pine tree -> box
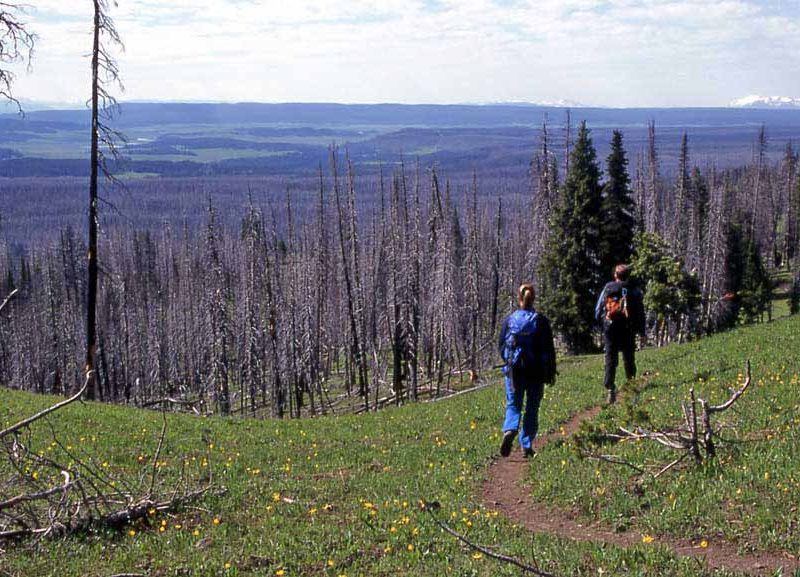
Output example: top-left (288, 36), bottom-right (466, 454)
top-left (790, 272), bottom-right (800, 315)
top-left (738, 236), bottom-right (772, 324)
top-left (722, 224), bottom-right (771, 326)
top-left (631, 232), bottom-right (700, 344)
top-left (539, 121), bottom-right (603, 353)
top-left (599, 130), bottom-right (635, 278)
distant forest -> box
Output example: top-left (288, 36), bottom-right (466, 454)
top-left (3, 102), bottom-right (800, 179)
top-left (0, 113), bottom-right (798, 418)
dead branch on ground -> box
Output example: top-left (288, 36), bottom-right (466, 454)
top-left (420, 500), bottom-right (560, 577)
top-left (582, 361), bottom-right (753, 477)
top-left (0, 374), bottom-right (220, 542)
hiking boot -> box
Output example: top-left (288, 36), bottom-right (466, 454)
top-left (523, 447), bottom-right (535, 459)
top-left (500, 430), bottom-right (517, 457)
top-left (607, 388), bottom-right (617, 405)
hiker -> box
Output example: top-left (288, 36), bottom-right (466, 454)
top-left (594, 264), bottom-right (646, 404)
top-left (497, 284), bottom-right (557, 458)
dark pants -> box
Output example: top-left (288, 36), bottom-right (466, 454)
top-left (603, 322), bottom-right (636, 391)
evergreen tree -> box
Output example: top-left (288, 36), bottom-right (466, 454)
top-left (599, 130), bottom-right (635, 277)
top-left (789, 150), bottom-right (800, 264)
top-left (738, 237), bottom-right (772, 323)
top-left (789, 272), bottom-right (800, 315)
top-left (538, 121), bottom-right (603, 353)
top-left (722, 224), bottom-right (772, 326)
top-left (630, 232), bottom-right (701, 343)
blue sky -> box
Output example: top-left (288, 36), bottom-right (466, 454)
top-left (8, 0), bottom-right (800, 107)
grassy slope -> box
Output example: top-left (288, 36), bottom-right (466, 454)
top-left (532, 314), bottom-right (800, 555)
top-left (3, 317), bottom-right (799, 576)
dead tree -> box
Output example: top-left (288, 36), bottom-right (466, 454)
top-left (387, 171), bottom-right (409, 403)
top-left (86, 0), bottom-right (124, 401)
top-left (780, 142), bottom-right (798, 266)
top-left (0, 2), bottom-right (36, 110)
top-left (632, 151), bottom-right (648, 232)
top-left (645, 120), bottom-right (660, 234)
top-left (562, 109), bottom-right (572, 178)
top-left (346, 159), bottom-right (370, 410)
top-left (203, 201), bottom-right (231, 415)
top-left (330, 149), bottom-right (369, 410)
top-left (1, 374), bottom-right (218, 542)
top-left (528, 118), bottom-right (557, 271)
top-left (671, 132), bottom-right (691, 256)
top-left (585, 362), bottom-right (754, 478)
top-left (464, 174), bottom-right (482, 379)
top-left (700, 172), bottom-right (731, 332)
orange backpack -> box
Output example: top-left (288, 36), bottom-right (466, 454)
top-left (605, 289), bottom-right (629, 322)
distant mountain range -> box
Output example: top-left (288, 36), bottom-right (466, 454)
top-left (730, 95), bottom-right (800, 109)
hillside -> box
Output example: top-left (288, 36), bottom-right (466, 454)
top-left (2, 315), bottom-right (799, 576)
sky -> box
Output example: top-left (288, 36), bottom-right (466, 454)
top-left (6, 0), bottom-right (800, 108)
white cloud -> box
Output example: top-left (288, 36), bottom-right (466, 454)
top-left (7, 0), bottom-right (800, 106)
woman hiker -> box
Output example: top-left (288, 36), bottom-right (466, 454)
top-left (497, 284), bottom-right (557, 458)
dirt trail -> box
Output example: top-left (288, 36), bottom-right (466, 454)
top-left (480, 405), bottom-right (800, 576)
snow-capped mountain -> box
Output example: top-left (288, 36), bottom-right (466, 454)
top-left (471, 98), bottom-right (588, 108)
top-left (730, 95), bottom-right (800, 109)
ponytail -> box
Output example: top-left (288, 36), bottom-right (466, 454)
top-left (518, 283), bottom-right (535, 310)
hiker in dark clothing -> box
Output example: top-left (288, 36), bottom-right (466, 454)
top-left (594, 264), bottom-right (646, 404)
top-left (497, 284), bottom-right (557, 458)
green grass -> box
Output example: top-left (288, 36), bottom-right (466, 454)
top-left (3, 122), bottom-right (383, 162)
top-left (532, 314), bottom-right (800, 554)
top-left (3, 317), bottom-right (799, 576)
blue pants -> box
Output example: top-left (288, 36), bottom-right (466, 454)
top-left (502, 375), bottom-right (545, 450)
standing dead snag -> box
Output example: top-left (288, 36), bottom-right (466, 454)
top-left (86, 0), bottom-right (124, 401)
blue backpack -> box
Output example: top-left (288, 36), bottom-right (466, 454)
top-left (503, 310), bottom-right (540, 378)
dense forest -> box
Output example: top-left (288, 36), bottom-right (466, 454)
top-left (1, 116), bottom-right (798, 418)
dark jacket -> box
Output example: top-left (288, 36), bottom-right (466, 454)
top-left (594, 281), bottom-right (646, 336)
top-left (498, 308), bottom-right (557, 384)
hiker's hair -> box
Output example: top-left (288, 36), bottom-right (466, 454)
top-left (518, 283), bottom-right (535, 309)
top-left (614, 264), bottom-right (631, 282)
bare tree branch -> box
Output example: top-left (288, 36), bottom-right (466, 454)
top-left (0, 373), bottom-right (89, 440)
top-left (421, 500), bottom-right (560, 577)
top-left (0, 2), bottom-right (36, 112)
top-left (707, 360), bottom-right (752, 413)
top-left (0, 288), bottom-right (17, 314)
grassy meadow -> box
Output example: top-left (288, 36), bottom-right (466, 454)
top-left (2, 315), bottom-right (800, 576)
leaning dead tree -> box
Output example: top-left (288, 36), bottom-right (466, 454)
top-left (0, 2), bottom-right (36, 110)
top-left (0, 373), bottom-right (218, 542)
top-left (584, 361), bottom-right (753, 478)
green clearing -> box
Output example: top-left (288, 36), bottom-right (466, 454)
top-left (3, 123), bottom-right (384, 163)
top-left (2, 315), bottom-right (799, 576)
